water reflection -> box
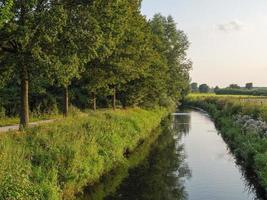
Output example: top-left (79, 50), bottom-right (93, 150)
top-left (173, 111), bottom-right (191, 136)
top-left (81, 117), bottom-right (191, 200)
top-left (105, 117), bottom-right (191, 200)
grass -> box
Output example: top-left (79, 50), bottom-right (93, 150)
top-left (79, 117), bottom-right (168, 200)
top-left (0, 107), bottom-right (169, 200)
top-left (185, 94), bottom-right (267, 192)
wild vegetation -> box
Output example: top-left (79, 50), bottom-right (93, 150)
top-left (185, 94), bottom-right (267, 193)
top-left (0, 0), bottom-right (191, 128)
top-left (79, 116), bottom-right (173, 200)
top-left (0, 108), bottom-right (170, 199)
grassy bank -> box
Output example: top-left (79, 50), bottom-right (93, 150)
top-left (79, 117), bottom-right (171, 200)
top-left (185, 94), bottom-right (267, 193)
top-left (0, 107), bottom-right (169, 200)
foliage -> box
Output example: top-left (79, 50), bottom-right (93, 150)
top-left (0, 1), bottom-right (191, 122)
top-left (0, 107), bottom-right (169, 199)
top-left (199, 84), bottom-right (210, 93)
top-left (229, 84), bottom-right (241, 89)
top-left (245, 82), bottom-right (253, 89)
top-left (215, 88), bottom-right (267, 96)
top-left (185, 94), bottom-right (267, 192)
top-left (190, 82), bottom-right (198, 92)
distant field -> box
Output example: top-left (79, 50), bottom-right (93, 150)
top-left (215, 88), bottom-right (267, 96)
top-left (188, 93), bottom-right (267, 107)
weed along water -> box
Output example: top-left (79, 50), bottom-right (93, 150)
top-left (81, 110), bottom-right (262, 200)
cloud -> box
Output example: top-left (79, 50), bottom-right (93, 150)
top-left (217, 20), bottom-right (244, 32)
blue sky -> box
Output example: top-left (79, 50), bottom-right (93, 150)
top-left (141, 0), bottom-right (267, 87)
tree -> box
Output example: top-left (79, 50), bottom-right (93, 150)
top-left (148, 14), bottom-right (191, 103)
top-left (190, 82), bottom-right (198, 93)
top-left (245, 82), bottom-right (253, 90)
top-left (214, 86), bottom-right (220, 93)
top-left (199, 84), bottom-right (210, 93)
top-left (48, 1), bottom-right (102, 117)
top-left (0, 1), bottom-right (66, 127)
top-left (80, 0), bottom-right (155, 110)
top-left (106, 1), bottom-right (157, 109)
top-left (229, 84), bottom-right (240, 89)
top-left (0, 1), bottom-right (192, 121)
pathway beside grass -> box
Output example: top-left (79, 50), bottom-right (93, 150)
top-left (0, 119), bottom-right (55, 133)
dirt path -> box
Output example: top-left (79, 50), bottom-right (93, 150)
top-left (0, 119), bottom-right (55, 133)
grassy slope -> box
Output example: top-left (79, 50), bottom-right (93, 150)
top-left (0, 107), bottom-right (169, 200)
top-left (185, 94), bottom-right (267, 192)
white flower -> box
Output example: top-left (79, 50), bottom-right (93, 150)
top-left (234, 114), bottom-right (267, 137)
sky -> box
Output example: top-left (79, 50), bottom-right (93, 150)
top-left (141, 0), bottom-right (267, 87)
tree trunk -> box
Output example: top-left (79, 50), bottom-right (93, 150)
top-left (63, 86), bottom-right (69, 117)
top-left (20, 70), bottom-right (29, 129)
top-left (93, 92), bottom-right (96, 111)
top-left (112, 87), bottom-right (116, 110)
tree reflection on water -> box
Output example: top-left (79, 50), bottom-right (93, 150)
top-left (104, 115), bottom-right (192, 200)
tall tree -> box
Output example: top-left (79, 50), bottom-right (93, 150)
top-left (80, 0), bottom-right (133, 110)
top-left (49, 1), bottom-right (101, 117)
top-left (104, 0), bottom-right (156, 109)
top-left (0, 1), bottom-right (66, 127)
top-left (149, 14), bottom-right (191, 104)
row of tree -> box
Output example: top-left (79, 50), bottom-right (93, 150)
top-left (191, 82), bottom-right (254, 93)
top-left (0, 0), bottom-right (191, 128)
top-left (190, 83), bottom-right (210, 93)
top-left (228, 83), bottom-right (253, 89)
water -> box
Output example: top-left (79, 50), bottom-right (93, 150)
top-left (82, 110), bottom-right (262, 200)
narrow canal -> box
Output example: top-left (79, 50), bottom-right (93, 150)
top-left (82, 110), bottom-right (262, 200)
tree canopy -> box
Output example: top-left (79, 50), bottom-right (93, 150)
top-left (0, 0), bottom-right (192, 127)
top-left (199, 84), bottom-right (210, 93)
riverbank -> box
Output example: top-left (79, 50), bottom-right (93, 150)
top-left (185, 94), bottom-right (267, 196)
top-left (80, 116), bottom-right (170, 200)
top-left (0, 107), bottom-right (169, 200)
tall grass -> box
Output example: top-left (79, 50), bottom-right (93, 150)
top-left (0, 108), bottom-right (168, 199)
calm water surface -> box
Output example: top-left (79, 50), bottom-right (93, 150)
top-left (83, 110), bottom-right (262, 200)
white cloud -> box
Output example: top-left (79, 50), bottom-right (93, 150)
top-left (217, 20), bottom-right (244, 32)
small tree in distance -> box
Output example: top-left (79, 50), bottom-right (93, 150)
top-left (229, 84), bottom-right (241, 89)
top-left (245, 83), bottom-right (253, 90)
top-left (214, 86), bottom-right (220, 93)
top-left (190, 82), bottom-right (198, 93)
top-left (199, 84), bottom-right (210, 93)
